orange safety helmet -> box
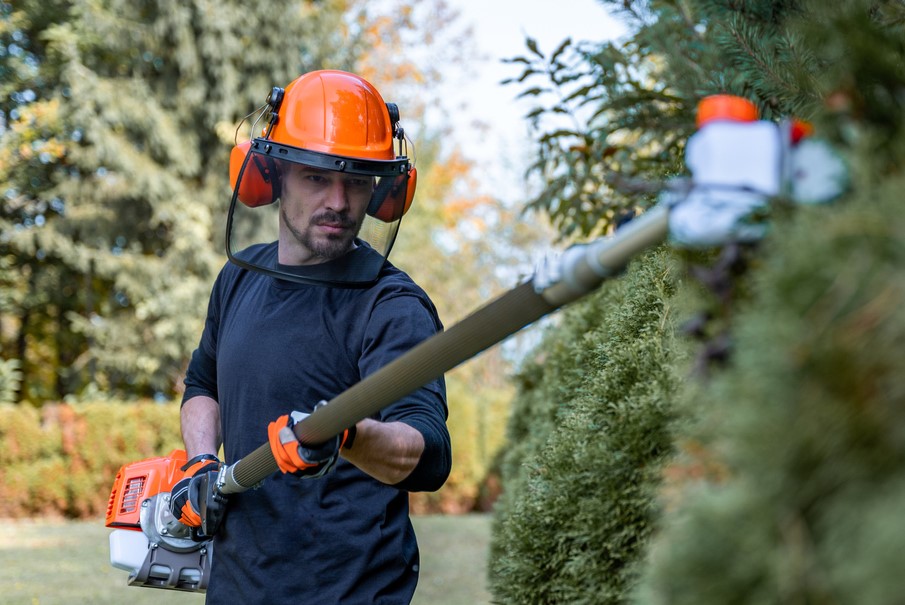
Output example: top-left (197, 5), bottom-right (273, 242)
top-left (229, 70), bottom-right (416, 219)
top-left (226, 70), bottom-right (417, 286)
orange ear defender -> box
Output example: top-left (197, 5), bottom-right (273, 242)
top-left (367, 100), bottom-right (417, 222)
top-left (229, 141), bottom-right (282, 207)
top-left (368, 166), bottom-right (417, 222)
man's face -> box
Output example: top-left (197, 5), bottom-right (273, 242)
top-left (278, 164), bottom-right (373, 265)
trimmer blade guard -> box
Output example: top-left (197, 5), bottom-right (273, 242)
top-left (109, 528), bottom-right (212, 592)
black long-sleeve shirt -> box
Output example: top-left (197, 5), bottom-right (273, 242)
top-left (183, 242), bottom-right (451, 604)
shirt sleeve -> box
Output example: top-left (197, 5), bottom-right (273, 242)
top-left (182, 269), bottom-right (224, 405)
top-left (359, 290), bottom-right (451, 493)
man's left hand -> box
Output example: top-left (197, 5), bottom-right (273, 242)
top-left (267, 410), bottom-right (350, 478)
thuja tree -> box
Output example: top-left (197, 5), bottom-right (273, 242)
top-left (491, 0), bottom-right (905, 602)
top-left (489, 248), bottom-right (684, 604)
top-left (0, 0), bottom-right (334, 400)
top-left (635, 2), bottom-right (905, 603)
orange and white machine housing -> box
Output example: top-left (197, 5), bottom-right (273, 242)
top-left (106, 449), bottom-right (212, 592)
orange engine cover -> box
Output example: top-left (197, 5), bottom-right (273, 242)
top-left (105, 449), bottom-right (187, 530)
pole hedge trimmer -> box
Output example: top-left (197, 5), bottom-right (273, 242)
top-left (104, 95), bottom-right (847, 592)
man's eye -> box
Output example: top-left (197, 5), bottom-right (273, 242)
top-left (347, 178), bottom-right (372, 188)
top-left (306, 174), bottom-right (327, 183)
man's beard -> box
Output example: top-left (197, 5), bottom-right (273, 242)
top-left (281, 205), bottom-right (362, 262)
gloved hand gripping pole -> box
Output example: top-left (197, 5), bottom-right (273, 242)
top-left (217, 203), bottom-right (671, 495)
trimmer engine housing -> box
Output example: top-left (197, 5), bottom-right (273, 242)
top-left (106, 449), bottom-right (212, 592)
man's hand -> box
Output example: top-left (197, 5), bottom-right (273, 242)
top-left (267, 409), bottom-right (351, 478)
top-left (169, 453), bottom-right (222, 528)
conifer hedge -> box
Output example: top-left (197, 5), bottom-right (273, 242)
top-left (635, 152), bottom-right (905, 605)
top-left (490, 0), bottom-right (905, 602)
top-left (490, 249), bottom-right (685, 603)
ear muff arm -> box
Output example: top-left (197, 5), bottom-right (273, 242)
top-left (252, 154), bottom-right (281, 193)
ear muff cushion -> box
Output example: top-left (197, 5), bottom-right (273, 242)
top-left (229, 141), bottom-right (280, 207)
top-left (368, 167), bottom-right (417, 222)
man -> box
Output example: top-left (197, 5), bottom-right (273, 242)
top-left (174, 70), bottom-right (451, 604)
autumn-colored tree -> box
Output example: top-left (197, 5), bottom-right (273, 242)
top-left (347, 0), bottom-right (551, 509)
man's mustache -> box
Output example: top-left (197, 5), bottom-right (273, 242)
top-left (312, 210), bottom-right (357, 228)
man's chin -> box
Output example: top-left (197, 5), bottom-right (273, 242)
top-left (310, 234), bottom-right (355, 261)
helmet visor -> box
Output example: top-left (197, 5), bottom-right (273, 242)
top-left (226, 141), bottom-right (411, 286)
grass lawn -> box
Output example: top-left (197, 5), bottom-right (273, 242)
top-left (0, 514), bottom-right (493, 604)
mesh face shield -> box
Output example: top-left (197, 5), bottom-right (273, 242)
top-left (226, 139), bottom-right (413, 286)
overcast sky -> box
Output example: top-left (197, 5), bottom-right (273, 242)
top-left (440, 0), bottom-right (626, 201)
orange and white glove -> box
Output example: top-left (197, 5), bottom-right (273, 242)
top-left (169, 453), bottom-right (222, 527)
top-left (267, 409), bottom-right (352, 479)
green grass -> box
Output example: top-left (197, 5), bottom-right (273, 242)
top-left (0, 514), bottom-right (492, 604)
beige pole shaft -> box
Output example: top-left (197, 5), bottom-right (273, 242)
top-left (219, 205), bottom-right (670, 494)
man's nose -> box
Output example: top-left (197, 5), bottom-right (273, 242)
top-left (324, 180), bottom-right (350, 211)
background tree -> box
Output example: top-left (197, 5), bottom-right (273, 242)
top-left (490, 0), bottom-right (905, 602)
top-left (1, 0), bottom-right (350, 400)
top-left (348, 0), bottom-right (551, 509)
top-left (0, 0), bottom-right (515, 400)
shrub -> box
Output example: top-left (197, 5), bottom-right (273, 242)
top-left (0, 396), bottom-right (501, 518)
top-left (634, 171), bottom-right (905, 604)
top-left (0, 401), bottom-right (183, 518)
top-left (490, 248), bottom-right (685, 603)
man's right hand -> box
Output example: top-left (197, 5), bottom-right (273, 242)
top-left (169, 453), bottom-right (222, 528)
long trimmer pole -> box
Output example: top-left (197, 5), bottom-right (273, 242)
top-left (218, 204), bottom-right (670, 494)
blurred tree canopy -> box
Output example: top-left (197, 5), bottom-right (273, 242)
top-left (503, 0), bottom-right (834, 239)
top-left (1, 0), bottom-right (345, 400)
top-left (0, 0), bottom-right (520, 409)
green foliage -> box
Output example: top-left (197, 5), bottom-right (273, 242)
top-left (0, 400), bottom-right (183, 517)
top-left (490, 249), bottom-right (684, 604)
top-left (631, 2), bottom-right (905, 602)
top-left (0, 357), bottom-right (22, 405)
top-left (494, 0), bottom-right (905, 603)
top-left (505, 33), bottom-right (688, 238)
top-left (636, 171), bottom-right (905, 605)
top-left (0, 0), bottom-right (360, 400)
top-left (505, 0), bottom-right (830, 238)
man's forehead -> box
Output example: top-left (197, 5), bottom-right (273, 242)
top-left (288, 164), bottom-right (332, 175)
top-left (287, 164), bottom-right (374, 179)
